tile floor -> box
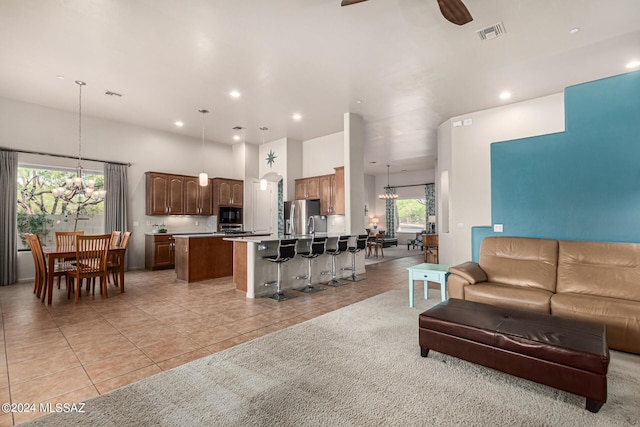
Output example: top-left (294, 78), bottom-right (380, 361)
top-left (0, 253), bottom-right (424, 425)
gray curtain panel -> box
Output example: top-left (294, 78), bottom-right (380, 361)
top-left (425, 183), bottom-right (436, 232)
top-left (104, 163), bottom-right (129, 267)
top-left (0, 150), bottom-right (18, 285)
top-left (385, 187), bottom-right (396, 238)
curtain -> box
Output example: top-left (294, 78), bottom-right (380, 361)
top-left (0, 150), bottom-right (18, 285)
top-left (385, 187), bottom-right (397, 238)
top-left (104, 163), bottom-right (129, 267)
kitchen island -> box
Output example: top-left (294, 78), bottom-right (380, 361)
top-left (224, 234), bottom-right (365, 298)
top-left (174, 232), bottom-right (268, 283)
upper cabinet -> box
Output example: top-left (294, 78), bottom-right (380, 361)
top-left (318, 167), bottom-right (345, 215)
top-left (146, 172), bottom-right (212, 216)
top-left (294, 176), bottom-right (320, 200)
top-left (146, 172), bottom-right (185, 215)
top-left (184, 177), bottom-right (213, 216)
top-left (213, 178), bottom-right (243, 211)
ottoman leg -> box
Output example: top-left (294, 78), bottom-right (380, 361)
top-left (420, 347), bottom-right (430, 357)
top-left (586, 398), bottom-right (604, 413)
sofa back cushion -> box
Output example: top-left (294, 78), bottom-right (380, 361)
top-left (479, 236), bottom-right (558, 292)
top-left (557, 240), bottom-right (640, 301)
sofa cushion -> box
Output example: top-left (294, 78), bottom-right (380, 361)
top-left (551, 292), bottom-right (640, 354)
top-left (479, 237), bottom-right (558, 292)
top-left (464, 282), bottom-right (553, 314)
top-left (557, 240), bottom-right (640, 302)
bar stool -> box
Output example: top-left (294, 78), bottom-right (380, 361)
top-left (342, 234), bottom-right (368, 282)
top-left (322, 235), bottom-right (350, 287)
top-left (296, 236), bottom-right (328, 293)
top-left (263, 239), bottom-right (298, 301)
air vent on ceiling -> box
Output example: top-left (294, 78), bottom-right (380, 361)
top-left (476, 22), bottom-right (505, 41)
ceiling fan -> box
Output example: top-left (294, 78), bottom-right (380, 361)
top-left (341, 0), bottom-right (473, 26)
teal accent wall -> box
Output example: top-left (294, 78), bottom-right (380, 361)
top-left (472, 71), bottom-right (640, 258)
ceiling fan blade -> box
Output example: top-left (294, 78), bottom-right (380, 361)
top-left (341, 0), bottom-right (368, 6)
top-left (437, 0), bottom-right (473, 25)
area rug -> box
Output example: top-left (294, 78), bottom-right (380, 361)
top-left (22, 290), bottom-right (640, 426)
top-left (364, 246), bottom-right (422, 266)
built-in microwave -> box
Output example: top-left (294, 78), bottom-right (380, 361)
top-left (219, 207), bottom-right (242, 224)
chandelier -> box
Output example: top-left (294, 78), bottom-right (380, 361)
top-left (378, 164), bottom-right (398, 199)
top-left (52, 80), bottom-right (106, 201)
top-left (198, 109), bottom-right (209, 186)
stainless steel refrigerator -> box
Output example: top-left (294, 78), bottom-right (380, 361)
top-left (284, 200), bottom-right (326, 235)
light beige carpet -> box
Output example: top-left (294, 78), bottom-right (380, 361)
top-left (21, 290), bottom-right (640, 426)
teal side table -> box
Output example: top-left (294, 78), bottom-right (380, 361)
top-left (406, 263), bottom-right (450, 307)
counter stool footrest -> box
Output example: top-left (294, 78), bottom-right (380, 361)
top-left (269, 292), bottom-right (296, 302)
top-left (298, 285), bottom-right (325, 293)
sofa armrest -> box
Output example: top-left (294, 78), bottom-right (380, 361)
top-left (449, 261), bottom-right (487, 285)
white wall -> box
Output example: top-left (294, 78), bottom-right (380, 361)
top-left (302, 131), bottom-right (344, 177)
top-left (1, 97), bottom-right (239, 273)
top-left (437, 93), bottom-right (566, 265)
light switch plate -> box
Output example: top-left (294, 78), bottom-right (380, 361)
top-left (494, 224), bottom-right (503, 232)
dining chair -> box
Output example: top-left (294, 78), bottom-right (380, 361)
top-left (26, 233), bottom-right (71, 302)
top-left (367, 233), bottom-right (384, 258)
top-left (67, 234), bottom-right (111, 303)
top-left (107, 231), bottom-right (131, 288)
top-left (54, 231), bottom-right (84, 289)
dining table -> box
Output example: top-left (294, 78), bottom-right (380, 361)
top-left (43, 246), bottom-right (126, 305)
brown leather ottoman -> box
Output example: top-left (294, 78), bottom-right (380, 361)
top-left (419, 299), bottom-right (610, 412)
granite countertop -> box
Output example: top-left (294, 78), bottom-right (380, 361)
top-left (144, 231), bottom-right (216, 236)
top-left (223, 233), bottom-right (355, 243)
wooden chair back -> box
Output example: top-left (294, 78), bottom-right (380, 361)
top-left (119, 231), bottom-right (132, 249)
top-left (70, 234), bottom-right (110, 303)
top-left (26, 233), bottom-right (48, 298)
top-left (55, 231), bottom-right (84, 251)
top-left (109, 231), bottom-right (122, 247)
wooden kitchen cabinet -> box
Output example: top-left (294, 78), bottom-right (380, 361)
top-left (184, 177), bottom-right (212, 215)
top-left (145, 234), bottom-right (176, 270)
top-left (295, 176), bottom-right (320, 200)
top-left (319, 167), bottom-right (345, 215)
top-left (145, 172), bottom-right (185, 215)
top-left (213, 178), bottom-right (243, 209)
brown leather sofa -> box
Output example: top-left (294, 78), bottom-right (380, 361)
top-left (448, 236), bottom-right (640, 354)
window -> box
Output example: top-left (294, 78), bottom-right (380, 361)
top-left (396, 199), bottom-right (426, 233)
top-left (17, 165), bottom-right (105, 250)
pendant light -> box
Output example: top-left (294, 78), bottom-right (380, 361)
top-left (259, 126), bottom-right (269, 190)
top-left (198, 109), bottom-right (209, 186)
top-left (378, 164), bottom-right (398, 199)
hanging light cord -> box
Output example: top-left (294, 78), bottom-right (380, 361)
top-left (199, 109), bottom-right (209, 170)
top-left (76, 80), bottom-right (85, 166)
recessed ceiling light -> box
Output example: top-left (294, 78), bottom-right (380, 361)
top-left (356, 100), bottom-right (363, 104)
top-left (292, 113), bottom-right (302, 121)
top-left (233, 135), bottom-right (240, 141)
top-left (56, 75), bottom-right (64, 80)
top-left (626, 60), bottom-right (640, 69)
top-left (499, 91), bottom-right (512, 100)
top-left (569, 27), bottom-right (580, 34)
top-left (230, 90), bottom-right (241, 98)
top-left (175, 121), bottom-right (184, 127)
